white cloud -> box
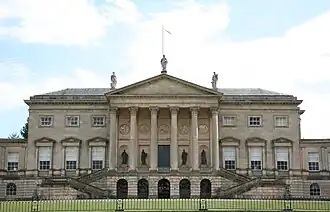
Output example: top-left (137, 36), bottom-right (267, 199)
top-left (0, 0), bottom-right (140, 46)
top-left (120, 1), bottom-right (330, 138)
top-left (0, 63), bottom-right (109, 112)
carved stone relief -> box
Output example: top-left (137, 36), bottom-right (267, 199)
top-left (179, 124), bottom-right (189, 135)
top-left (159, 124), bottom-right (169, 134)
top-left (139, 124), bottom-right (149, 135)
top-left (119, 124), bottom-right (130, 135)
top-left (198, 124), bottom-right (209, 135)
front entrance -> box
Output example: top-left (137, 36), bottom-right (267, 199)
top-left (158, 179), bottom-right (170, 199)
top-left (158, 145), bottom-right (170, 168)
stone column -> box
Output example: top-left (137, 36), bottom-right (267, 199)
top-left (190, 107), bottom-right (199, 171)
top-left (108, 107), bottom-right (117, 170)
top-left (170, 107), bottom-right (179, 171)
top-left (211, 108), bottom-right (219, 170)
top-left (129, 107), bottom-right (138, 171)
top-left (149, 107), bottom-right (159, 171)
top-left (321, 147), bottom-right (326, 170)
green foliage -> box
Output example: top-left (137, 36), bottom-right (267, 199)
top-left (20, 118), bottom-right (29, 139)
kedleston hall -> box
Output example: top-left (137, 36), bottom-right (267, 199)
top-left (0, 57), bottom-right (330, 199)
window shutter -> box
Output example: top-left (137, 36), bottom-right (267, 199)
top-left (250, 147), bottom-right (262, 161)
top-left (39, 147), bottom-right (51, 161)
top-left (276, 148), bottom-right (289, 161)
top-left (7, 153), bottom-right (19, 162)
top-left (308, 153), bottom-right (319, 162)
top-left (223, 147), bottom-right (235, 161)
top-left (65, 147), bottom-right (78, 161)
top-left (92, 147), bottom-right (105, 160)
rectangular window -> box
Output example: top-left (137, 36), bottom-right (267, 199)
top-left (248, 116), bottom-right (262, 127)
top-left (91, 147), bottom-right (105, 170)
top-left (222, 116), bottom-right (236, 126)
top-left (92, 116), bottom-right (106, 127)
top-left (65, 147), bottom-right (78, 170)
top-left (276, 148), bottom-right (289, 171)
top-left (275, 116), bottom-right (289, 127)
top-left (223, 147), bottom-right (236, 170)
top-left (66, 116), bottom-right (79, 127)
top-left (39, 116), bottom-right (53, 127)
top-left (7, 153), bottom-right (19, 171)
top-left (38, 147), bottom-right (51, 170)
top-left (308, 152), bottom-right (320, 171)
top-left (250, 147), bottom-right (262, 170)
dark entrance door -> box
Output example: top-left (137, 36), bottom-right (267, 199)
top-left (158, 179), bottom-right (170, 199)
top-left (158, 145), bottom-right (170, 168)
top-left (116, 179), bottom-right (128, 199)
top-left (179, 179), bottom-right (191, 199)
top-left (137, 179), bottom-right (149, 199)
top-left (200, 179), bottom-right (211, 199)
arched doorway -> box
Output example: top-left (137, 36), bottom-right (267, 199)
top-left (116, 179), bottom-right (128, 199)
top-left (138, 179), bottom-right (149, 199)
top-left (179, 179), bottom-right (191, 199)
top-left (158, 179), bottom-right (170, 199)
top-left (200, 179), bottom-right (211, 198)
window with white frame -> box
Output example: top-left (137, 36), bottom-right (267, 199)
top-left (222, 116), bottom-right (236, 126)
top-left (65, 147), bottom-right (78, 170)
top-left (248, 116), bottom-right (262, 127)
top-left (276, 148), bottom-right (289, 171)
top-left (275, 116), bottom-right (288, 127)
top-left (38, 147), bottom-right (51, 170)
top-left (250, 147), bottom-right (262, 170)
top-left (66, 116), bottom-right (79, 127)
top-left (7, 152), bottom-right (19, 171)
top-left (91, 147), bottom-right (105, 170)
top-left (39, 116), bottom-right (53, 127)
top-left (310, 183), bottom-right (321, 196)
top-left (223, 147), bottom-right (236, 170)
top-left (92, 116), bottom-right (106, 127)
top-left (308, 152), bottom-right (320, 172)
top-left (6, 183), bottom-right (16, 196)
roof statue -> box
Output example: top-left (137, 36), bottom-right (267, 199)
top-left (211, 72), bottom-right (218, 90)
top-left (161, 54), bottom-right (168, 74)
top-left (111, 72), bottom-right (117, 89)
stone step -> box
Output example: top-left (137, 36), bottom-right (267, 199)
top-left (67, 178), bottom-right (111, 198)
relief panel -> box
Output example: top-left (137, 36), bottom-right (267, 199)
top-left (198, 119), bottom-right (210, 140)
top-left (118, 119), bottom-right (130, 140)
top-left (178, 119), bottom-right (190, 141)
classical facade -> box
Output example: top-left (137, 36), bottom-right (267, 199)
top-left (0, 69), bottom-right (330, 199)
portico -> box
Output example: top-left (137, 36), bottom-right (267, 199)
top-left (105, 74), bottom-right (222, 172)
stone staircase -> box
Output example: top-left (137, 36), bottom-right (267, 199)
top-left (67, 178), bottom-right (112, 198)
top-left (218, 177), bottom-right (286, 198)
top-left (216, 168), bottom-right (253, 183)
top-left (77, 168), bottom-right (109, 184)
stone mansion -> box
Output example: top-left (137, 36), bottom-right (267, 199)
top-left (0, 64), bottom-right (330, 199)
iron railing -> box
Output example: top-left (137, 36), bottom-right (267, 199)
top-left (1, 196), bottom-right (330, 212)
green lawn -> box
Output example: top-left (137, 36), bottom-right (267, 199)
top-left (1, 199), bottom-right (329, 212)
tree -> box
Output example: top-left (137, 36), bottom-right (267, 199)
top-left (8, 132), bottom-right (20, 139)
top-left (20, 118), bottom-right (29, 139)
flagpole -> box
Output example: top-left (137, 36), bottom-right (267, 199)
top-left (161, 25), bottom-right (164, 55)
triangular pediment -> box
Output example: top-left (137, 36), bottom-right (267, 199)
top-left (106, 74), bottom-right (222, 96)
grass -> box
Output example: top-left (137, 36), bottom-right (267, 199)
top-left (1, 198), bottom-right (329, 212)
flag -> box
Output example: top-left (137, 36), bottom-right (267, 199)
top-left (164, 29), bottom-right (171, 34)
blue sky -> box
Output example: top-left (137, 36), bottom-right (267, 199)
top-left (1, 0), bottom-right (330, 138)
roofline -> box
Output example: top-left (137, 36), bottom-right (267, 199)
top-left (105, 73), bottom-right (223, 96)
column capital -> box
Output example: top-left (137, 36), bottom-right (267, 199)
top-left (129, 106), bottom-right (138, 116)
top-left (149, 106), bottom-right (159, 113)
top-left (210, 107), bottom-right (219, 115)
top-left (169, 106), bottom-right (179, 114)
top-left (190, 107), bottom-right (199, 116)
top-left (109, 107), bottom-right (118, 114)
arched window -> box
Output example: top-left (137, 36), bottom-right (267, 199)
top-left (6, 183), bottom-right (17, 196)
top-left (310, 183), bottom-right (320, 196)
